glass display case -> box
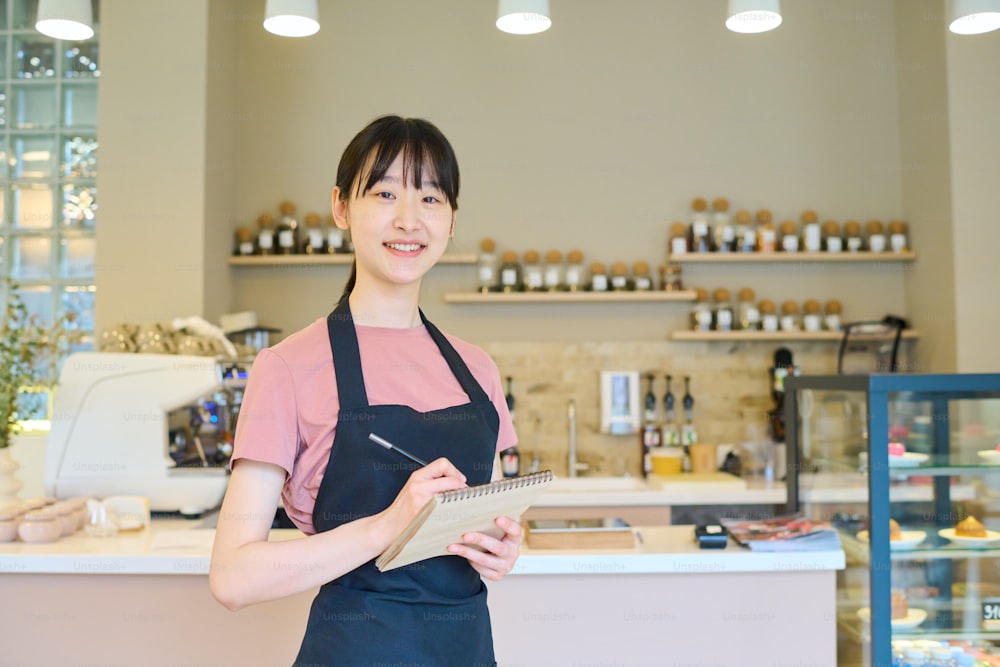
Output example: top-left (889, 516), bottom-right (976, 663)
top-left (785, 374), bottom-right (1000, 667)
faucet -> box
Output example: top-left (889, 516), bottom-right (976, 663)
top-left (567, 399), bottom-right (590, 477)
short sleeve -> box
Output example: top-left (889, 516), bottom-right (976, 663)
top-left (230, 348), bottom-right (300, 476)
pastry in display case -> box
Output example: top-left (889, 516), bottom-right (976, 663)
top-left (784, 374), bottom-right (1000, 667)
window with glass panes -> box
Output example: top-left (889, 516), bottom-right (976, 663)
top-left (1, 0), bottom-right (98, 366)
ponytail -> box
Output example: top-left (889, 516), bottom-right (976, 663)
top-left (340, 261), bottom-right (357, 302)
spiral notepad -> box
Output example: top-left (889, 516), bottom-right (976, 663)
top-left (376, 470), bottom-right (555, 572)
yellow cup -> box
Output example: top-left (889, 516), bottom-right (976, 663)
top-left (689, 443), bottom-right (718, 474)
top-left (651, 448), bottom-right (684, 475)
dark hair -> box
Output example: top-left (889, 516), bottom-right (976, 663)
top-left (336, 115), bottom-right (460, 298)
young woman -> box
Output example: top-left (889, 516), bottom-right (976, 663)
top-left (209, 115), bottom-right (521, 666)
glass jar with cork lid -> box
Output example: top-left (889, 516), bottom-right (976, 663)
top-left (689, 198), bottom-right (713, 253)
top-left (256, 213), bottom-right (276, 255)
top-left (823, 220), bottom-right (842, 253)
top-left (234, 226), bottom-right (255, 256)
top-left (802, 299), bottom-right (823, 332)
top-left (477, 238), bottom-right (498, 293)
top-left (632, 261), bottom-right (653, 291)
top-left (757, 209), bottom-right (776, 252)
top-left (844, 220), bottom-right (863, 252)
top-left (522, 250), bottom-right (544, 291)
top-left (866, 220), bottom-right (886, 253)
top-left (302, 212), bottom-right (325, 254)
top-left (759, 299), bottom-right (779, 332)
top-left (669, 222), bottom-right (688, 256)
top-left (325, 213), bottom-right (345, 253)
top-left (712, 197), bottom-right (734, 252)
top-left (276, 201), bottom-right (300, 255)
top-left (690, 288), bottom-right (712, 331)
top-left (498, 250), bottom-right (522, 292)
top-left (780, 301), bottom-right (801, 331)
top-left (889, 220), bottom-right (909, 253)
top-left (712, 288), bottom-right (734, 331)
top-left (610, 261), bottom-right (631, 291)
top-left (801, 210), bottom-right (821, 252)
top-left (735, 209), bottom-right (756, 253)
top-left (737, 288), bottom-right (761, 330)
top-left (659, 263), bottom-right (683, 292)
top-left (565, 250), bottom-right (586, 291)
top-left (589, 262), bottom-right (609, 291)
top-left (780, 220), bottom-right (799, 252)
top-left (544, 250), bottom-right (564, 291)
top-left (824, 299), bottom-right (843, 331)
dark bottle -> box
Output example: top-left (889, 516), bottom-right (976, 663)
top-left (681, 376), bottom-right (697, 446)
top-left (640, 373), bottom-right (660, 477)
top-left (500, 376), bottom-right (520, 477)
top-left (661, 374), bottom-right (679, 446)
top-left (767, 347), bottom-right (796, 444)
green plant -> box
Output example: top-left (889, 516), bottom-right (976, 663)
top-left (0, 279), bottom-right (78, 449)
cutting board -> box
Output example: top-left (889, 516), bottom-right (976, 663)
top-left (647, 472), bottom-right (748, 491)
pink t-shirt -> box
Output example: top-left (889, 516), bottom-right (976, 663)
top-left (230, 317), bottom-right (516, 534)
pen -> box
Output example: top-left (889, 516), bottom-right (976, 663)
top-left (368, 433), bottom-right (429, 467)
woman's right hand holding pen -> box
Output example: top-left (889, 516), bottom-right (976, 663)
top-left (372, 457), bottom-right (467, 550)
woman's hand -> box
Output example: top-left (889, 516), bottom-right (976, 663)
top-left (448, 516), bottom-right (523, 582)
top-left (374, 457), bottom-right (467, 550)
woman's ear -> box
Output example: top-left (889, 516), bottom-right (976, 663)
top-left (331, 186), bottom-right (349, 230)
top-left (449, 211), bottom-right (456, 238)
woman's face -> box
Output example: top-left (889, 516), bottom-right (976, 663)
top-left (332, 152), bottom-right (455, 290)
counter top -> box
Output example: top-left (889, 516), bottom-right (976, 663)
top-left (0, 519), bottom-right (844, 576)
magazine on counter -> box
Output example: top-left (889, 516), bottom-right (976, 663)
top-left (719, 514), bottom-right (842, 552)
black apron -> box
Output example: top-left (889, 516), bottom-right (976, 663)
top-left (293, 298), bottom-right (500, 667)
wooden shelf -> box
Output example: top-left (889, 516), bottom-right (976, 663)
top-left (670, 330), bottom-right (920, 342)
top-left (444, 290), bottom-right (698, 304)
top-left (229, 253), bottom-right (477, 267)
top-left (667, 251), bottom-right (916, 264)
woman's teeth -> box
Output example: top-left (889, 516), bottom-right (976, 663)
top-left (385, 243), bottom-right (422, 252)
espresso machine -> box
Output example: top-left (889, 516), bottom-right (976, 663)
top-left (44, 352), bottom-right (250, 515)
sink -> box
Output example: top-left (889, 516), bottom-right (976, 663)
top-left (547, 476), bottom-right (649, 493)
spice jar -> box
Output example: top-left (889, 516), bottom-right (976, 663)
top-left (589, 262), bottom-right (609, 291)
top-left (689, 198), bottom-right (713, 253)
top-left (632, 261), bottom-right (653, 291)
top-left (712, 288), bottom-right (734, 331)
top-left (565, 250), bottom-right (586, 291)
top-left (610, 261), bottom-right (631, 291)
top-left (256, 213), bottom-right (276, 255)
top-left (498, 250), bottom-right (522, 293)
top-left (757, 210), bottom-right (776, 252)
top-left (757, 299), bottom-right (780, 331)
top-left (735, 210), bottom-right (756, 253)
top-left (823, 220), bottom-right (842, 253)
top-left (302, 213), bottom-right (325, 254)
top-left (844, 220), bottom-right (863, 252)
top-left (759, 299), bottom-right (779, 332)
top-left (544, 250), bottom-right (564, 291)
top-left (824, 299), bottom-right (843, 331)
top-left (867, 220), bottom-right (886, 253)
top-left (780, 301), bottom-right (801, 332)
top-left (801, 210), bottom-right (821, 252)
top-left (737, 288), bottom-right (761, 330)
top-left (233, 226), bottom-right (254, 256)
top-left (477, 238), bottom-right (498, 293)
top-left (669, 222), bottom-right (688, 256)
top-left (712, 197), bottom-right (734, 252)
top-left (780, 220), bottom-right (799, 252)
top-left (276, 201), bottom-right (300, 255)
top-left (659, 263), bottom-right (683, 292)
top-left (18, 509), bottom-right (62, 543)
top-left (690, 288), bottom-right (713, 331)
top-left (803, 299), bottom-right (823, 332)
top-left (522, 250), bottom-right (543, 291)
top-left (325, 214), bottom-right (345, 254)
top-left (889, 220), bottom-right (909, 253)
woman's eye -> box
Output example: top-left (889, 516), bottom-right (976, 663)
top-left (375, 191), bottom-right (394, 199)
top-left (423, 195), bottom-right (441, 204)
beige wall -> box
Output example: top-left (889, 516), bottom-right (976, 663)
top-left (93, 1), bottom-right (998, 462)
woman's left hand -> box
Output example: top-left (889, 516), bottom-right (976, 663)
top-left (448, 516), bottom-right (523, 581)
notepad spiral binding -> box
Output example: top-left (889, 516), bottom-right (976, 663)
top-left (438, 470), bottom-right (554, 503)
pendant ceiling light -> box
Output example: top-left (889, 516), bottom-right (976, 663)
top-left (35, 0), bottom-right (94, 41)
top-left (948, 0), bottom-right (1000, 34)
top-left (263, 0), bottom-right (320, 38)
top-left (496, 0), bottom-right (552, 35)
top-left (725, 0), bottom-right (782, 34)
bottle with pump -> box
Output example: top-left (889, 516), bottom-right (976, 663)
top-left (640, 373), bottom-right (661, 477)
top-left (500, 376), bottom-right (520, 477)
top-left (661, 374), bottom-right (680, 447)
